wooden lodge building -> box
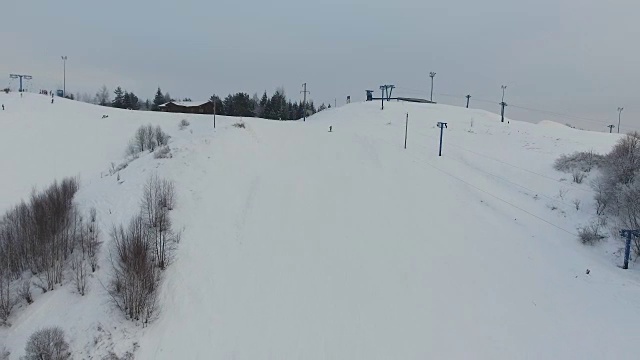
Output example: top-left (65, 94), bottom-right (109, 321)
top-left (159, 100), bottom-right (215, 114)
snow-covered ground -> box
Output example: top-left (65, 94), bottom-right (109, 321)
top-left (1, 92), bottom-right (639, 359)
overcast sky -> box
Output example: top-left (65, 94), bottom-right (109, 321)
top-left (2, 0), bottom-right (638, 131)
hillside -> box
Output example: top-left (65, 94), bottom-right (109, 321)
top-left (1, 92), bottom-right (639, 359)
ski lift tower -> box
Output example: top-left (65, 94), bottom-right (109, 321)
top-left (10, 74), bottom-right (33, 92)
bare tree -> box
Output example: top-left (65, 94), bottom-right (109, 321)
top-left (18, 280), bottom-right (33, 304)
top-left (154, 125), bottom-right (168, 147)
top-left (145, 124), bottom-right (156, 152)
top-left (109, 216), bottom-right (159, 322)
top-left (96, 85), bottom-right (110, 106)
top-left (72, 253), bottom-right (88, 296)
top-left (23, 326), bottom-right (71, 360)
top-left (141, 176), bottom-right (176, 269)
top-left (0, 272), bottom-right (16, 323)
top-left (135, 126), bottom-right (147, 153)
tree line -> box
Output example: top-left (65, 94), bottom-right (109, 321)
top-left (89, 85), bottom-right (331, 119)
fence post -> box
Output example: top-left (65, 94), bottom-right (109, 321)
top-left (437, 122), bottom-right (448, 156)
top-left (404, 113), bottom-right (408, 149)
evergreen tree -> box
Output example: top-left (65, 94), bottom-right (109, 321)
top-left (152, 87), bottom-right (165, 111)
top-left (112, 87), bottom-right (124, 108)
top-left (259, 91), bottom-right (269, 118)
top-left (209, 94), bottom-right (223, 115)
top-left (122, 92), bottom-right (131, 109)
top-left (128, 92), bottom-right (140, 110)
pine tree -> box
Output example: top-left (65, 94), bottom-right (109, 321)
top-left (152, 87), bottom-right (165, 111)
top-left (122, 92), bottom-right (131, 109)
top-left (112, 87), bottom-right (124, 108)
top-left (259, 91), bottom-right (269, 118)
top-left (129, 92), bottom-right (140, 110)
top-left (209, 94), bottom-right (223, 115)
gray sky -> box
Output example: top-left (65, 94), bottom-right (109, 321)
top-left (2, 0), bottom-right (638, 131)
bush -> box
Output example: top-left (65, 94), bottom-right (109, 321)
top-left (23, 326), bottom-right (71, 360)
top-left (0, 274), bottom-right (16, 324)
top-left (126, 124), bottom-right (169, 155)
top-left (554, 150), bottom-right (603, 173)
top-left (0, 177), bottom-right (80, 290)
top-left (572, 170), bottom-right (586, 184)
top-left (18, 280), bottom-right (33, 304)
top-left (578, 223), bottom-right (607, 245)
top-left (232, 121), bottom-right (246, 128)
top-left (179, 119), bottom-right (190, 130)
top-left (108, 215), bottom-right (159, 323)
top-left (109, 175), bottom-right (178, 323)
top-left (153, 145), bottom-right (171, 159)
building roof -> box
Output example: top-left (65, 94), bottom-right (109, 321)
top-left (159, 100), bottom-right (211, 108)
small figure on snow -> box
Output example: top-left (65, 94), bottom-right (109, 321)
top-left (51, 98), bottom-right (54, 104)
top-left (329, 126), bottom-right (332, 132)
top-left (585, 269), bottom-right (590, 275)
top-left (1, 104), bottom-right (4, 110)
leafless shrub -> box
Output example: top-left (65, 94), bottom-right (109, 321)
top-left (127, 124), bottom-right (170, 155)
top-left (554, 150), bottom-right (604, 173)
top-left (155, 126), bottom-right (168, 147)
top-left (108, 216), bottom-right (159, 322)
top-left (125, 140), bottom-right (139, 158)
top-left (18, 280), bottom-right (33, 304)
top-left (572, 170), bottom-right (585, 184)
top-left (232, 121), bottom-right (246, 128)
top-left (0, 177), bottom-right (79, 291)
top-left (179, 119), bottom-right (190, 130)
top-left (141, 175), bottom-right (176, 269)
top-left (578, 223), bottom-right (607, 245)
top-left (72, 253), bottom-right (88, 296)
top-left (153, 145), bottom-right (171, 159)
top-left (558, 188), bottom-right (568, 200)
top-left (23, 326), bottom-right (71, 360)
top-left (0, 273), bottom-right (16, 324)
top-left (135, 126), bottom-right (147, 153)
top-left (573, 199), bottom-right (581, 211)
top-left (145, 125), bottom-right (156, 152)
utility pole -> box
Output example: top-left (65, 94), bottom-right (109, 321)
top-left (617, 107), bottom-right (624, 133)
top-left (404, 113), bottom-right (409, 149)
top-left (61, 56), bottom-right (68, 97)
top-left (607, 124), bottom-right (615, 133)
top-left (213, 100), bottom-right (216, 128)
top-left (429, 72), bottom-right (436, 102)
top-left (380, 85), bottom-right (385, 110)
top-left (9, 74), bottom-right (33, 93)
top-left (466, 94), bottom-right (471, 108)
top-left (334, 98), bottom-right (337, 108)
top-left (500, 85), bottom-right (507, 123)
top-left (301, 83), bottom-right (310, 121)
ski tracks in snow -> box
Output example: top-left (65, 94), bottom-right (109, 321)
top-left (234, 176), bottom-right (260, 245)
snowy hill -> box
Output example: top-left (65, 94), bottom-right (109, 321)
top-left (1, 92), bottom-right (639, 359)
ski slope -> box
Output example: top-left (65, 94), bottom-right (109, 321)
top-left (1, 92), bottom-right (639, 359)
